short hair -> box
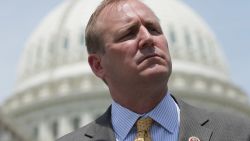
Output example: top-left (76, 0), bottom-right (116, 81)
top-left (85, 0), bottom-right (125, 54)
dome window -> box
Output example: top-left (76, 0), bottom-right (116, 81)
top-left (71, 117), bottom-right (80, 130)
top-left (64, 36), bottom-right (69, 49)
top-left (197, 33), bottom-right (204, 49)
top-left (169, 28), bottom-right (176, 44)
top-left (80, 33), bottom-right (85, 47)
top-left (184, 29), bottom-right (192, 48)
top-left (33, 126), bottom-right (38, 139)
top-left (196, 33), bottom-right (207, 60)
top-left (51, 121), bottom-right (58, 138)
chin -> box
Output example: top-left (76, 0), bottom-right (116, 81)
top-left (140, 64), bottom-right (170, 78)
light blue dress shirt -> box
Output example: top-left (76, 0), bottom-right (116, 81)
top-left (111, 92), bottom-right (180, 141)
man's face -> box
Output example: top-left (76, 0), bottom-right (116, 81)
top-left (91, 0), bottom-right (172, 88)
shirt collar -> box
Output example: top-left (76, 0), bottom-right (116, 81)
top-left (146, 92), bottom-right (179, 133)
top-left (111, 92), bottom-right (179, 140)
top-left (111, 100), bottom-right (141, 140)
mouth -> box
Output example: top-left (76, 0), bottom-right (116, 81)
top-left (138, 54), bottom-right (163, 64)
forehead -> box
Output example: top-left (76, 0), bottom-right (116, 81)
top-left (97, 0), bottom-right (158, 26)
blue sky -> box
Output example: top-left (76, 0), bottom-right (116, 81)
top-left (0, 0), bottom-right (249, 103)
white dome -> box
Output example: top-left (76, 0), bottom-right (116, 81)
top-left (4, 0), bottom-right (249, 113)
top-left (14, 0), bottom-right (231, 94)
top-left (5, 0), bottom-right (249, 115)
top-left (17, 0), bottom-right (230, 85)
top-left (2, 1), bottom-right (250, 140)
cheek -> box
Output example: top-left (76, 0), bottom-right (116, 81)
top-left (105, 46), bottom-right (132, 67)
top-left (115, 41), bottom-right (138, 57)
top-left (155, 38), bottom-right (169, 51)
top-left (155, 37), bottom-right (171, 60)
top-left (122, 42), bottom-right (139, 66)
top-left (105, 40), bottom-right (139, 67)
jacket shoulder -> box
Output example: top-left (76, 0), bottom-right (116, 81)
top-left (209, 111), bottom-right (250, 130)
top-left (175, 96), bottom-right (250, 140)
top-left (207, 111), bottom-right (250, 140)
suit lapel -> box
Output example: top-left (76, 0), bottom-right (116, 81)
top-left (84, 107), bottom-right (116, 141)
top-left (174, 97), bottom-right (213, 141)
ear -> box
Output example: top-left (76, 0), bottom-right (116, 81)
top-left (88, 54), bottom-right (105, 79)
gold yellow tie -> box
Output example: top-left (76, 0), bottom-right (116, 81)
top-left (134, 117), bottom-right (153, 141)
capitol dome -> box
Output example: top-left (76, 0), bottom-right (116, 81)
top-left (2, 0), bottom-right (250, 141)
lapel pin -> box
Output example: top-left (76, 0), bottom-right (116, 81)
top-left (188, 136), bottom-right (200, 141)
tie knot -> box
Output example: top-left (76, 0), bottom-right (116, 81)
top-left (136, 117), bottom-right (153, 132)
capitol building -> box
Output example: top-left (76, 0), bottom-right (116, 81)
top-left (1, 0), bottom-right (250, 141)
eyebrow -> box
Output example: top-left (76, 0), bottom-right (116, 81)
top-left (143, 15), bottom-right (161, 24)
top-left (114, 15), bottom-right (161, 38)
top-left (117, 20), bottom-right (140, 34)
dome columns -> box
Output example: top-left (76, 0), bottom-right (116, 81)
top-left (38, 121), bottom-right (54, 141)
top-left (58, 117), bottom-right (73, 138)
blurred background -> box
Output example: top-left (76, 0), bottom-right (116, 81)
top-left (0, 0), bottom-right (249, 141)
top-left (1, 0), bottom-right (249, 103)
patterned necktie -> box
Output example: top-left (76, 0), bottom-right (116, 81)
top-left (134, 117), bottom-right (153, 141)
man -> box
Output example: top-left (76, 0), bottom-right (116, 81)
top-left (57, 0), bottom-right (250, 140)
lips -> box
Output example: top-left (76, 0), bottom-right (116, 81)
top-left (137, 53), bottom-right (163, 64)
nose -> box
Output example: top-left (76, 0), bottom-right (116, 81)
top-left (138, 26), bottom-right (154, 49)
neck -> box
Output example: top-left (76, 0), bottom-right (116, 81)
top-left (111, 86), bottom-right (168, 114)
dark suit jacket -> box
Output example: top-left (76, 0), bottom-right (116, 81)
top-left (57, 96), bottom-right (250, 141)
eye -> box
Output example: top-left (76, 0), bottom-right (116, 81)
top-left (147, 24), bottom-right (162, 35)
top-left (117, 27), bottom-right (138, 42)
